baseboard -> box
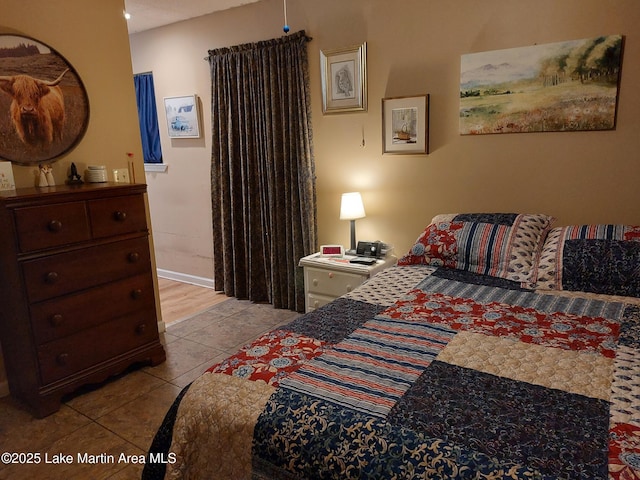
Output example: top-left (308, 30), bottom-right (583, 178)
top-left (156, 269), bottom-right (214, 289)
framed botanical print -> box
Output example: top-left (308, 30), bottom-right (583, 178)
top-left (382, 94), bottom-right (429, 154)
top-left (320, 42), bottom-right (367, 114)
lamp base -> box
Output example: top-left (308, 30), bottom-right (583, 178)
top-left (349, 219), bottom-right (357, 252)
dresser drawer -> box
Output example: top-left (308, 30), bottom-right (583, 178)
top-left (304, 267), bottom-right (366, 297)
top-left (89, 194), bottom-right (147, 239)
top-left (14, 202), bottom-right (91, 253)
top-left (30, 273), bottom-right (155, 345)
top-left (37, 311), bottom-right (159, 385)
top-left (22, 236), bottom-right (152, 303)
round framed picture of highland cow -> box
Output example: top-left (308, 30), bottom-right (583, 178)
top-left (0, 34), bottom-right (89, 166)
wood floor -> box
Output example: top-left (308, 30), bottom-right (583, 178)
top-left (157, 277), bottom-right (228, 326)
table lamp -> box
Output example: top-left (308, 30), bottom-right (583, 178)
top-left (340, 192), bottom-right (366, 254)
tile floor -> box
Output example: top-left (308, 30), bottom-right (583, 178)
top-left (0, 299), bottom-right (300, 479)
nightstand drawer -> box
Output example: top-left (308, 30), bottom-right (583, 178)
top-left (306, 292), bottom-right (334, 312)
top-left (304, 267), bottom-right (366, 298)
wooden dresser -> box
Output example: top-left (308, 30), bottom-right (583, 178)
top-left (0, 183), bottom-right (165, 417)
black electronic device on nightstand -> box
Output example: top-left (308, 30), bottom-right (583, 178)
top-left (356, 241), bottom-right (382, 258)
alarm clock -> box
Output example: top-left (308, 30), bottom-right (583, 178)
top-left (320, 244), bottom-right (344, 257)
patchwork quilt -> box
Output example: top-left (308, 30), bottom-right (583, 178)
top-left (143, 265), bottom-right (640, 480)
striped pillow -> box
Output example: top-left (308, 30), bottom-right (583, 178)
top-left (398, 213), bottom-right (553, 283)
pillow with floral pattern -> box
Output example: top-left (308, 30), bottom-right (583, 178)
top-left (399, 213), bottom-right (553, 283)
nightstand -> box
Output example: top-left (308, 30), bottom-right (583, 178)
top-left (299, 253), bottom-right (397, 312)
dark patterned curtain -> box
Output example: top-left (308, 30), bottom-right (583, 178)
top-left (207, 31), bottom-right (317, 312)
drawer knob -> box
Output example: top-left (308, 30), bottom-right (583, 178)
top-left (312, 279), bottom-right (318, 286)
top-left (346, 285), bottom-right (352, 292)
top-left (128, 252), bottom-right (140, 263)
top-left (47, 220), bottom-right (63, 232)
top-left (135, 323), bottom-right (147, 335)
top-left (45, 271), bottom-right (59, 284)
top-left (114, 211), bottom-right (128, 222)
top-left (56, 353), bottom-right (69, 366)
top-left (131, 288), bottom-right (143, 300)
top-left (328, 272), bottom-right (334, 279)
top-left (50, 314), bottom-right (64, 327)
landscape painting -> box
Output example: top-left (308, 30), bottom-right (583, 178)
top-left (460, 35), bottom-right (623, 135)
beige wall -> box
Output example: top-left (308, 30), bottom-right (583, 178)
top-left (0, 0), bottom-right (153, 393)
top-left (2, 0), bottom-right (146, 187)
top-left (129, 1), bottom-right (288, 281)
top-left (133, 0), bottom-right (639, 278)
top-left (0, 0), bottom-right (637, 397)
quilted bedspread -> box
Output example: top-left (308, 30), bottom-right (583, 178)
top-left (144, 265), bottom-right (640, 480)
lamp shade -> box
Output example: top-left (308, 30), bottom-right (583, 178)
top-left (340, 192), bottom-right (366, 220)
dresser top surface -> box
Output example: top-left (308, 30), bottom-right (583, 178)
top-left (0, 183), bottom-right (147, 205)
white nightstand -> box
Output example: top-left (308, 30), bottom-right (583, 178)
top-left (299, 253), bottom-right (397, 312)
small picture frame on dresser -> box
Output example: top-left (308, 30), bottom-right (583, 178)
top-left (0, 161), bottom-right (15, 191)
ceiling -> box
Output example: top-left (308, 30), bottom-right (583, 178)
top-left (124, 0), bottom-right (262, 34)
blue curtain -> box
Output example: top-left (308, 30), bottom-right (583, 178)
top-left (133, 73), bottom-right (163, 163)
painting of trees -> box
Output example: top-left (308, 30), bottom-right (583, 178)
top-left (460, 35), bottom-right (623, 135)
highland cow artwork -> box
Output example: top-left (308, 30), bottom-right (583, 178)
top-left (460, 35), bottom-right (623, 135)
top-left (0, 35), bottom-right (89, 165)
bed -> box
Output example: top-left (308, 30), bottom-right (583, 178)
top-left (143, 213), bottom-right (640, 480)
